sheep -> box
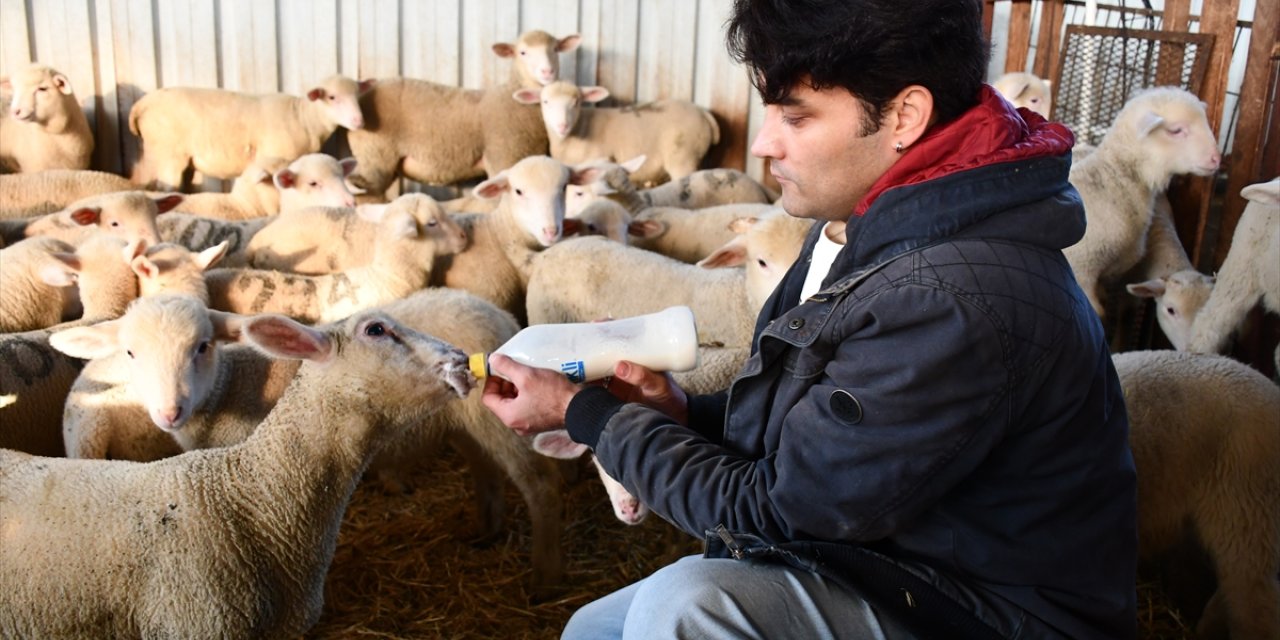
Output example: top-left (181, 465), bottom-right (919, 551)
top-left (991, 71), bottom-right (1053, 118)
top-left (628, 203), bottom-right (780, 264)
top-left (514, 81), bottom-right (720, 185)
top-left (1125, 269), bottom-right (1216, 350)
top-left (1063, 87), bottom-right (1221, 318)
top-left (206, 202), bottom-right (450, 323)
top-left (0, 170), bottom-right (137, 218)
top-left (526, 211), bottom-right (813, 391)
top-left (158, 213), bottom-right (272, 268)
top-left (1185, 178), bottom-right (1280, 369)
top-left (345, 30), bottom-right (579, 198)
top-left (129, 75), bottom-right (371, 190)
top-left (14, 190), bottom-right (183, 247)
top-left (0, 237), bottom-right (82, 332)
top-left (533, 429), bottom-right (648, 525)
top-left (176, 154), bottom-right (358, 220)
top-left (51, 288), bottom-right (567, 593)
top-left (427, 155), bottom-right (601, 325)
top-left (246, 193), bottom-right (465, 273)
top-left (1112, 350), bottom-right (1280, 640)
top-left (0, 303), bottom-right (474, 638)
top-left (0, 63), bottom-right (94, 172)
top-left (173, 156), bottom-right (288, 219)
top-left (563, 198), bottom-right (637, 244)
top-left (565, 156), bottom-right (776, 217)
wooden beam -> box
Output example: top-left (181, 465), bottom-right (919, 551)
top-left (1005, 0), bottom-right (1033, 73)
top-left (1189, 0), bottom-right (1241, 268)
top-left (1214, 0), bottom-right (1279, 266)
top-left (983, 0), bottom-right (996, 42)
top-left (1032, 0), bottom-right (1067, 80)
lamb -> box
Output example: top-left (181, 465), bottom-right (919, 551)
top-left (1186, 178), bottom-right (1280, 368)
top-left (129, 75), bottom-right (371, 190)
top-left (0, 304), bottom-right (474, 638)
top-left (246, 193), bottom-right (465, 273)
top-left (515, 81), bottom-right (720, 186)
top-left (0, 63), bottom-right (94, 172)
top-left (177, 154), bottom-right (357, 220)
top-left (628, 203), bottom-right (780, 263)
top-left (173, 156), bottom-right (288, 219)
top-left (563, 198), bottom-right (637, 244)
top-left (206, 202), bottom-right (451, 323)
top-left (158, 213), bottom-right (272, 268)
top-left (991, 71), bottom-right (1053, 118)
top-left (345, 30), bottom-right (579, 198)
top-left (0, 170), bottom-right (137, 218)
top-left (526, 210), bottom-right (813, 391)
top-left (1063, 87), bottom-right (1221, 318)
top-left (533, 429), bottom-right (648, 525)
top-left (1112, 350), bottom-right (1280, 640)
top-left (0, 234), bottom-right (149, 333)
top-left (1125, 269), bottom-right (1216, 350)
top-left (566, 156), bottom-right (776, 217)
top-left (14, 190), bottom-right (183, 247)
top-left (428, 155), bottom-right (600, 324)
top-left (52, 289), bottom-right (567, 592)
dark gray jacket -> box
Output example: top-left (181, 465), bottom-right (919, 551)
top-left (567, 96), bottom-right (1137, 639)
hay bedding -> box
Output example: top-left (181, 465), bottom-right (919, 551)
top-left (305, 447), bottom-right (1192, 639)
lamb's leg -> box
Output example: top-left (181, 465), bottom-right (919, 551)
top-left (1196, 487), bottom-right (1280, 640)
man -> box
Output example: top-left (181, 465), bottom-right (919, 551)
top-left (482, 0), bottom-right (1137, 638)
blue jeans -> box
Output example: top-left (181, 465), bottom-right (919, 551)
top-left (562, 554), bottom-right (918, 640)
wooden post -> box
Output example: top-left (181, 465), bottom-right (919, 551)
top-left (983, 0), bottom-right (996, 42)
top-left (1005, 0), bottom-right (1034, 73)
top-left (1032, 0), bottom-right (1066, 80)
top-left (1189, 0), bottom-right (1242, 268)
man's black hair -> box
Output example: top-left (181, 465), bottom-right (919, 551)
top-left (726, 0), bottom-right (991, 132)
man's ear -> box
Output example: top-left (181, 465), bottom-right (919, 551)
top-left (888, 85), bottom-right (934, 151)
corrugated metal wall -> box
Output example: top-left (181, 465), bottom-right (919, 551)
top-left (0, 0), bottom-right (763, 184)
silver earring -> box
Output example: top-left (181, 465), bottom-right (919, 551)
top-left (894, 141), bottom-right (904, 153)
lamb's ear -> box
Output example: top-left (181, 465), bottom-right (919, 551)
top-left (556, 34), bottom-right (582, 53)
top-left (39, 254), bottom-right (80, 287)
top-left (208, 309), bottom-right (247, 343)
top-left (152, 194), bottom-right (184, 214)
top-left (49, 320), bottom-right (123, 360)
top-left (123, 238), bottom-right (149, 261)
top-left (619, 155), bottom-right (646, 174)
top-left (1126, 279), bottom-right (1166, 299)
top-left (131, 254), bottom-right (160, 280)
top-left (53, 72), bottom-right (74, 95)
top-left (242, 314), bottom-right (334, 363)
top-left (339, 157), bottom-right (359, 177)
top-left (1136, 111), bottom-right (1165, 137)
top-left (727, 216), bottom-right (759, 234)
top-left (513, 88), bottom-right (541, 105)
top-left (473, 172), bottom-right (510, 200)
top-left (492, 42), bottom-right (516, 58)
top-left (307, 87), bottom-right (326, 101)
top-left (532, 431), bottom-right (589, 459)
top-left (1240, 178), bottom-right (1280, 205)
top-left (569, 165), bottom-right (603, 186)
top-left (0, 76), bottom-right (9, 92)
top-left (274, 168), bottom-right (298, 190)
top-left (357, 79), bottom-right (377, 95)
top-left (697, 236), bottom-right (748, 269)
top-left (580, 86), bottom-right (610, 103)
top-left (69, 206), bottom-right (102, 226)
top-left (196, 241), bottom-right (229, 270)
top-left (562, 218), bottom-right (583, 236)
top-left (627, 219), bottom-right (665, 240)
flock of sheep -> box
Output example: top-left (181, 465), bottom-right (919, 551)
top-left (0, 26), bottom-right (1275, 640)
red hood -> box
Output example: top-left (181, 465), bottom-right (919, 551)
top-left (854, 85), bottom-right (1075, 216)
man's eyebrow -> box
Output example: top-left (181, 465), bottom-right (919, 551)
top-left (774, 94), bottom-right (805, 107)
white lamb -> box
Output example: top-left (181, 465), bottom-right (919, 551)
top-left (1064, 86), bottom-right (1221, 318)
top-left (991, 71), bottom-right (1053, 118)
top-left (1186, 178), bottom-right (1280, 368)
top-left (246, 193), bottom-right (465, 273)
top-left (206, 202), bottom-right (451, 323)
top-left (0, 63), bottom-right (94, 172)
top-left (526, 211), bottom-right (813, 391)
top-left (17, 191), bottom-right (184, 247)
top-left (427, 155), bottom-right (601, 324)
top-left (157, 213), bottom-right (270, 268)
top-left (515, 81), bottom-right (720, 186)
top-left (1125, 269), bottom-right (1216, 350)
top-left (345, 30), bottom-right (579, 197)
top-left (1113, 350), bottom-right (1280, 640)
top-left (0, 170), bottom-right (136, 218)
top-left (533, 429), bottom-right (648, 526)
top-left (52, 289), bottom-right (567, 592)
top-left (129, 74), bottom-right (371, 190)
top-left (0, 305), bottom-right (473, 638)
top-left (173, 156), bottom-right (289, 219)
top-left (0, 237), bottom-right (82, 332)
top-left (566, 156), bottom-right (776, 217)
top-left (628, 203), bottom-right (780, 264)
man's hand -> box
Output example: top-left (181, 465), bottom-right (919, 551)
top-left (606, 360), bottom-right (689, 426)
top-left (480, 354), bottom-right (582, 436)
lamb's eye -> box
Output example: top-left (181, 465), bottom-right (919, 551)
top-left (126, 350), bottom-right (135, 358)
top-left (757, 258), bottom-right (768, 268)
top-left (365, 322), bottom-right (387, 337)
top-left (110, 221), bottom-right (120, 227)
top-left (514, 188), bottom-right (524, 196)
top-left (308, 181), bottom-right (319, 188)
top-left (1165, 306), bottom-right (1177, 317)
top-left (197, 341), bottom-right (209, 354)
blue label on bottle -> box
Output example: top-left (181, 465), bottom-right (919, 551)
top-left (560, 360), bottom-right (586, 383)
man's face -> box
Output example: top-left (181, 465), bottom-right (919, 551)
top-left (750, 83), bottom-right (897, 222)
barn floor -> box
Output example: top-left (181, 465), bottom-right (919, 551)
top-left (306, 447), bottom-right (1194, 639)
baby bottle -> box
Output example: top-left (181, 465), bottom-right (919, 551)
top-left (469, 306), bottom-right (699, 383)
